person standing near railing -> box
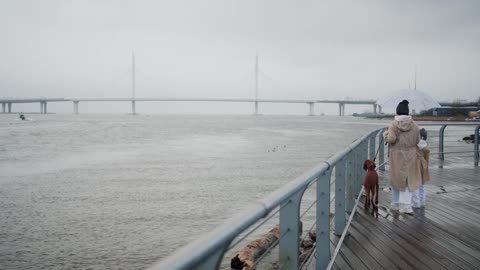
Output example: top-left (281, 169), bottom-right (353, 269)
top-left (413, 128), bottom-right (430, 208)
top-left (384, 100), bottom-right (421, 214)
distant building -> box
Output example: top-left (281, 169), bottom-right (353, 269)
top-left (421, 107), bottom-right (479, 117)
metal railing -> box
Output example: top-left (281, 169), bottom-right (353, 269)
top-left (148, 127), bottom-right (383, 270)
top-left (417, 123), bottom-right (480, 168)
top-left (149, 122), bottom-right (479, 270)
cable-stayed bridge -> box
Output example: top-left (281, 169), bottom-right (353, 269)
top-left (0, 54), bottom-right (382, 115)
top-left (1, 54), bottom-right (471, 116)
top-left (0, 97), bottom-right (378, 116)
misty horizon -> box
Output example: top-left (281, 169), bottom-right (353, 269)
top-left (1, 1), bottom-right (479, 112)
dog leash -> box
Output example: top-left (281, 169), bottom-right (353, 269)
top-left (376, 161), bottom-right (389, 169)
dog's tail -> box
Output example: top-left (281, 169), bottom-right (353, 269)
top-left (372, 182), bottom-right (379, 208)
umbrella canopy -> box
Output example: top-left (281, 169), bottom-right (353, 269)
top-left (376, 89), bottom-right (441, 113)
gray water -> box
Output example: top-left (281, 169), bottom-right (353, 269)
top-left (0, 114), bottom-right (387, 270)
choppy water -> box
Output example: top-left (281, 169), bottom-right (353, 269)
top-left (0, 114), bottom-right (387, 270)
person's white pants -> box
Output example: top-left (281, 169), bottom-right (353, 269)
top-left (391, 186), bottom-right (412, 209)
top-left (412, 184), bottom-right (426, 208)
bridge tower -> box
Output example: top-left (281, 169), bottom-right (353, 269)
top-left (131, 51), bottom-right (136, 115)
top-left (254, 55), bottom-right (259, 115)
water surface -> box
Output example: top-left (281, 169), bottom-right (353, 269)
top-left (0, 114), bottom-right (387, 269)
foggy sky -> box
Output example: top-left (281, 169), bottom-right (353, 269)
top-left (1, 0), bottom-right (479, 109)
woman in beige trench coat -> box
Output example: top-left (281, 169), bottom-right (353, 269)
top-left (383, 100), bottom-right (421, 214)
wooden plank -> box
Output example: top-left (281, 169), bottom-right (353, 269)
top-left (350, 219), bottom-right (415, 270)
top-left (426, 195), bottom-right (480, 225)
top-left (358, 206), bottom-right (458, 270)
top-left (305, 238), bottom-right (352, 270)
top-left (435, 185), bottom-right (480, 200)
top-left (424, 198), bottom-right (480, 229)
top-left (432, 170), bottom-right (480, 187)
top-left (418, 203), bottom-right (480, 240)
top-left (433, 191), bottom-right (480, 215)
top-left (339, 231), bottom-right (384, 270)
top-left (372, 207), bottom-right (479, 269)
top-left (330, 235), bottom-right (353, 270)
top-left (330, 231), bottom-right (369, 270)
top-left (377, 188), bottom-right (480, 250)
top-left (347, 224), bottom-right (404, 270)
top-left (354, 210), bottom-right (437, 269)
top-left (392, 208), bottom-right (480, 268)
top-left (410, 208), bottom-right (480, 249)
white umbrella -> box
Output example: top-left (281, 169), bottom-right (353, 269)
top-left (376, 89), bottom-right (441, 113)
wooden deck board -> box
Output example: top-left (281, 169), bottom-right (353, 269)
top-left (374, 208), bottom-right (475, 270)
top-left (354, 210), bottom-right (448, 270)
top-left (333, 166), bottom-right (480, 270)
top-left (347, 224), bottom-right (406, 270)
top-left (331, 231), bottom-right (370, 270)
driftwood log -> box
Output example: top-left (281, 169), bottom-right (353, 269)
top-left (299, 213), bottom-right (333, 264)
top-left (230, 224), bottom-right (280, 270)
top-left (299, 230), bottom-right (316, 264)
top-left (231, 222), bottom-right (304, 270)
top-left (231, 213), bottom-right (332, 269)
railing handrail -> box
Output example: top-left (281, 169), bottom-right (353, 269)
top-left (414, 122), bottom-right (480, 126)
top-left (148, 128), bottom-right (383, 270)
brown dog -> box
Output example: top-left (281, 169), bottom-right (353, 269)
top-left (363, 160), bottom-right (379, 215)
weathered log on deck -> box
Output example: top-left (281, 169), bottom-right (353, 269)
top-left (299, 230), bottom-right (316, 264)
top-left (230, 224), bottom-right (280, 270)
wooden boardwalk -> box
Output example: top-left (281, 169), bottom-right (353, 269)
top-left (330, 166), bottom-right (480, 270)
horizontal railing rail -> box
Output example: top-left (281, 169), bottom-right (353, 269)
top-left (415, 123), bottom-right (479, 167)
top-left (148, 127), bottom-right (383, 270)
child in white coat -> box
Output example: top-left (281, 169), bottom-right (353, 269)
top-left (413, 128), bottom-right (430, 208)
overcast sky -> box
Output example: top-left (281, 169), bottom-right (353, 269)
top-left (1, 0), bottom-right (479, 110)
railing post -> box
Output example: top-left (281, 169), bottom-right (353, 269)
top-left (360, 141), bottom-right (366, 192)
top-left (363, 140), bottom-right (368, 184)
top-left (355, 145), bottom-right (362, 197)
top-left (439, 125), bottom-right (447, 168)
top-left (378, 132), bottom-right (385, 171)
top-left (369, 134), bottom-right (375, 160)
top-left (335, 158), bottom-right (346, 236)
top-left (352, 146), bottom-right (359, 198)
top-left (279, 188), bottom-right (306, 270)
top-left (74, 101), bottom-right (79, 114)
top-left (346, 151), bottom-right (355, 213)
top-left (308, 102), bottom-right (315, 116)
top-left (474, 126), bottom-right (479, 167)
top-left (315, 167), bottom-right (333, 270)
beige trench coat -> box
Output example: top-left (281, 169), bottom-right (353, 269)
top-left (416, 146), bottom-right (430, 183)
top-left (385, 116), bottom-right (422, 191)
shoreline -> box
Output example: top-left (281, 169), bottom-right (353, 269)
top-left (362, 115), bottom-right (480, 122)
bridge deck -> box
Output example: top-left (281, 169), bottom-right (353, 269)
top-left (330, 166), bottom-right (480, 270)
